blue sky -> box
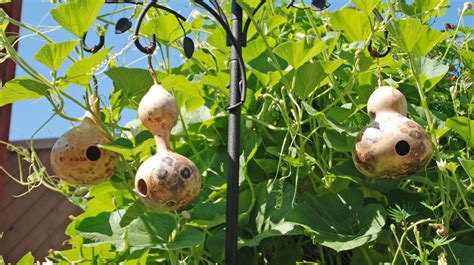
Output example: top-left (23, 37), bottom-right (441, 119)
top-left (8, 0), bottom-right (472, 141)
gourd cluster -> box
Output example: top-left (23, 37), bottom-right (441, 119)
top-left (50, 83), bottom-right (201, 211)
top-left (49, 83), bottom-right (432, 212)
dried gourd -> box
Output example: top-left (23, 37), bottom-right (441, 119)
top-left (50, 96), bottom-right (118, 185)
top-left (135, 82), bottom-right (201, 211)
top-left (352, 86), bottom-right (432, 179)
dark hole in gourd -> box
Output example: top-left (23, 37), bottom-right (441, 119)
top-left (395, 140), bottom-right (410, 156)
top-left (137, 179), bottom-right (148, 197)
top-left (86, 146), bottom-right (101, 161)
top-left (180, 167), bottom-right (192, 179)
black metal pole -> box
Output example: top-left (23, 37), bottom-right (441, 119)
top-left (226, 0), bottom-right (242, 264)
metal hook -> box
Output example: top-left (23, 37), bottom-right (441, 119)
top-left (82, 32), bottom-right (105, 54)
top-left (368, 9), bottom-right (391, 58)
top-left (134, 0), bottom-right (187, 55)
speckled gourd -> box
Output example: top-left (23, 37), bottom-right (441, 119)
top-left (352, 86), bottom-right (432, 179)
top-left (135, 82), bottom-right (201, 211)
top-left (50, 96), bottom-right (118, 185)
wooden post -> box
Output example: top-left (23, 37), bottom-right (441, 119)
top-left (0, 0), bottom-right (23, 206)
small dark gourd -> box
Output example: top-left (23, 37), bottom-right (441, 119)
top-left (50, 96), bottom-right (118, 185)
top-left (135, 82), bottom-right (201, 211)
top-left (352, 86), bottom-right (432, 179)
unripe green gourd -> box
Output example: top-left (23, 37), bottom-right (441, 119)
top-left (135, 83), bottom-right (201, 211)
top-left (352, 86), bottom-right (432, 179)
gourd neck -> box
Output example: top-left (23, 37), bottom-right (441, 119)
top-left (154, 135), bottom-right (170, 151)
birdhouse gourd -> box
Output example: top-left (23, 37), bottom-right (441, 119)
top-left (352, 86), bottom-right (432, 179)
top-left (135, 82), bottom-right (201, 211)
top-left (50, 97), bottom-right (118, 185)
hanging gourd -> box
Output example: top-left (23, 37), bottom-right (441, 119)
top-left (352, 86), bottom-right (432, 179)
top-left (134, 55), bottom-right (201, 211)
top-left (50, 96), bottom-right (119, 185)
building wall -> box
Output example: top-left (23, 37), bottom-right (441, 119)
top-left (0, 139), bottom-right (82, 263)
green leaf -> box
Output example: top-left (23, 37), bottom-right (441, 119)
top-left (286, 189), bottom-right (387, 252)
top-left (66, 48), bottom-right (110, 85)
top-left (447, 242), bottom-right (474, 264)
top-left (189, 202), bottom-right (225, 228)
top-left (274, 39), bottom-right (327, 69)
top-left (352, 0), bottom-right (381, 15)
top-left (460, 50), bottom-right (474, 68)
top-left (158, 228), bottom-right (205, 250)
top-left (239, 181), bottom-right (303, 248)
top-left (76, 211), bottom-right (125, 251)
top-left (160, 75), bottom-right (205, 112)
top-left (105, 67), bottom-right (154, 109)
top-left (292, 59), bottom-right (344, 99)
top-left (323, 129), bottom-right (355, 152)
top-left (459, 159), bottom-right (474, 179)
top-left (99, 138), bottom-right (134, 158)
top-left (0, 78), bottom-right (50, 106)
top-left (127, 212), bottom-right (177, 247)
top-left (413, 57), bottom-right (449, 91)
top-left (330, 8), bottom-right (371, 42)
top-left (51, 0), bottom-right (104, 37)
top-left (412, 0), bottom-right (449, 22)
top-left (395, 18), bottom-right (447, 56)
top-left (34, 40), bottom-right (78, 71)
top-left (446, 117), bottom-right (474, 147)
top-left (17, 252), bottom-right (34, 265)
top-left (141, 14), bottom-right (191, 44)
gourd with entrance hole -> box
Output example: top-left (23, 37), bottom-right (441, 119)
top-left (352, 86), bottom-right (432, 179)
top-left (50, 96), bottom-right (118, 185)
top-left (135, 83), bottom-right (201, 211)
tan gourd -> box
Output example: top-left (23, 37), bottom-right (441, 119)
top-left (50, 96), bottom-right (118, 185)
top-left (352, 86), bottom-right (432, 179)
top-left (138, 83), bottom-right (179, 145)
top-left (135, 82), bottom-right (201, 211)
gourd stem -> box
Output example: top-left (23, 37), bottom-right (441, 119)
top-left (147, 54), bottom-right (159, 85)
top-left (154, 135), bottom-right (169, 151)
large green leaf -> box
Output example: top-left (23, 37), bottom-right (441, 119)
top-left (157, 228), bottom-right (205, 250)
top-left (51, 0), bottom-right (104, 37)
top-left (105, 67), bottom-right (154, 109)
top-left (395, 18), bottom-right (447, 56)
top-left (34, 40), bottom-right (78, 71)
top-left (141, 14), bottom-right (190, 44)
top-left (274, 39), bottom-right (327, 69)
top-left (410, 0), bottom-right (450, 22)
top-left (286, 189), bottom-right (387, 252)
top-left (17, 252), bottom-right (35, 265)
top-left (66, 48), bottom-right (110, 85)
top-left (0, 78), bottom-right (50, 106)
top-left (291, 59), bottom-right (344, 99)
top-left (323, 129), bottom-right (355, 152)
top-left (330, 8), bottom-right (371, 42)
top-left (352, 0), bottom-right (381, 15)
top-left (160, 74), bottom-right (205, 112)
top-left (460, 158), bottom-right (474, 179)
top-left (446, 117), bottom-right (474, 147)
top-left (127, 212), bottom-right (177, 247)
top-left (413, 56), bottom-right (449, 91)
top-left (239, 181), bottom-right (303, 248)
top-left (76, 211), bottom-right (126, 251)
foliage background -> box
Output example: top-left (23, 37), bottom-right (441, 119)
top-left (0, 0), bottom-right (473, 264)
